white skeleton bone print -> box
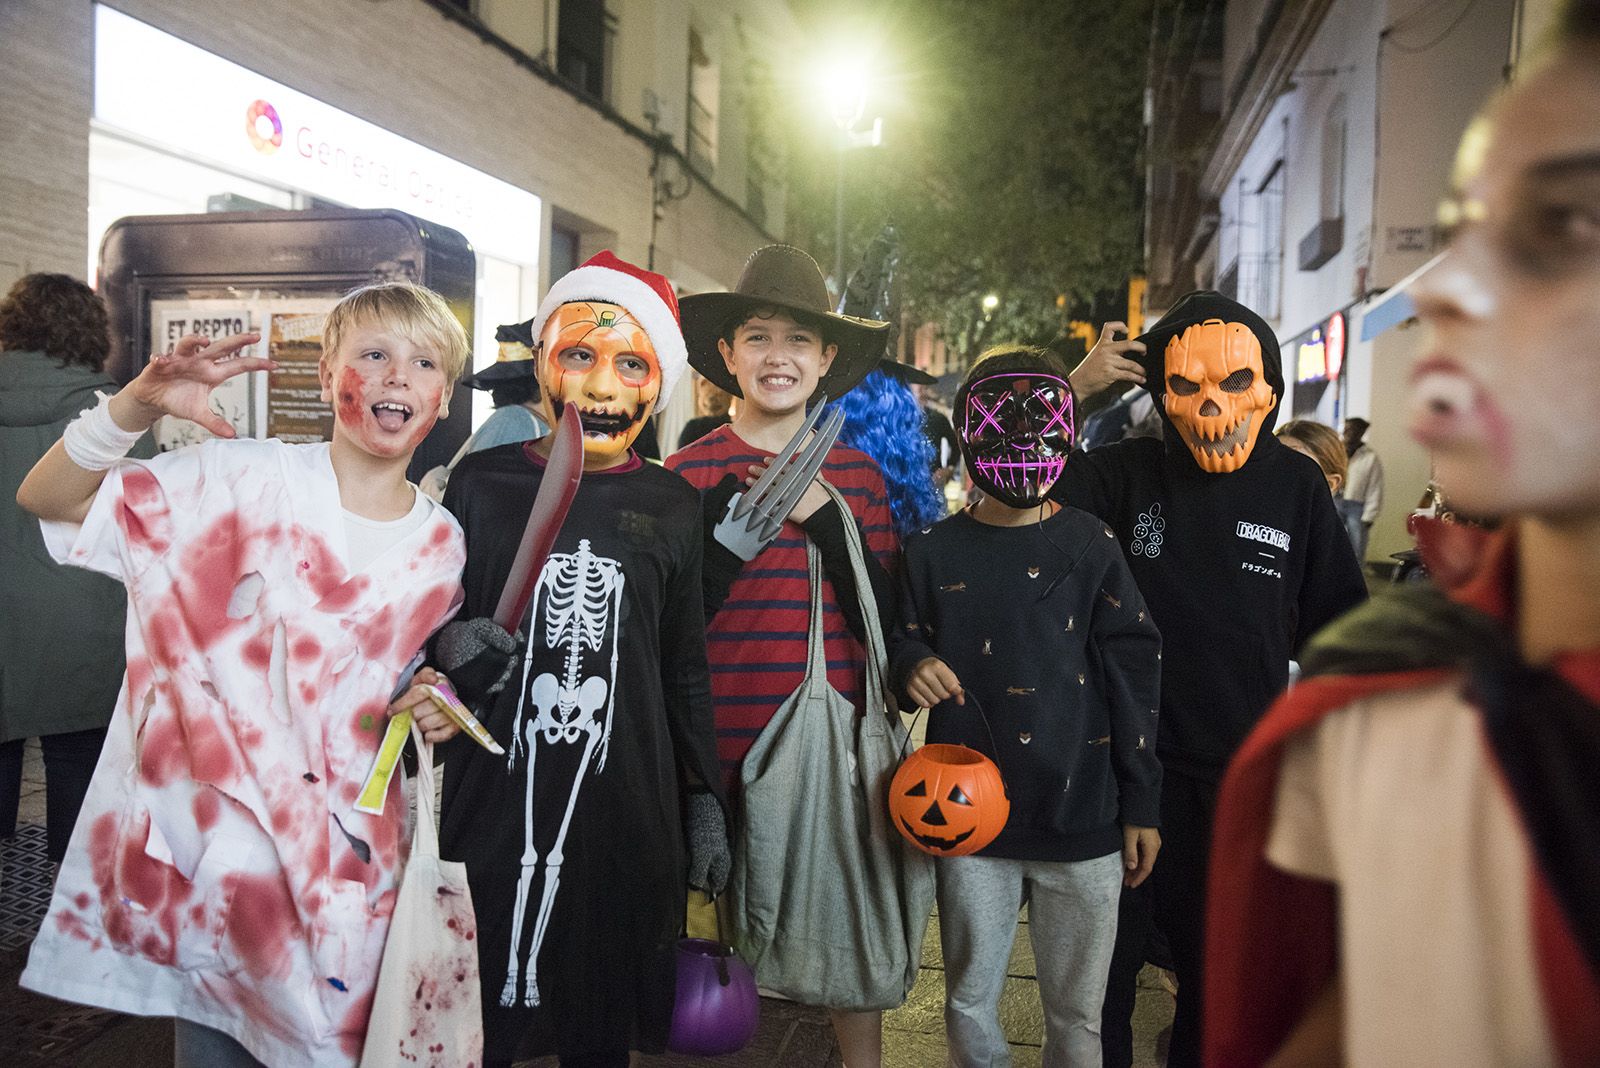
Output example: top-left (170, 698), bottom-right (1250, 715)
top-left (500, 538), bottom-right (625, 1008)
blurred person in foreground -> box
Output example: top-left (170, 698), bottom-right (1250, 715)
top-left (0, 273), bottom-right (152, 863)
top-left (1275, 419), bottom-right (1347, 499)
top-left (1205, 4), bottom-right (1600, 1063)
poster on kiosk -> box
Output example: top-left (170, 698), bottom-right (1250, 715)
top-left (97, 208), bottom-right (475, 479)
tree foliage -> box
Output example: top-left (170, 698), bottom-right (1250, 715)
top-left (787, 0), bottom-right (1152, 362)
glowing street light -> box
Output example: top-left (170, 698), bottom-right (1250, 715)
top-left (982, 293), bottom-right (1000, 312)
top-left (818, 51), bottom-right (876, 288)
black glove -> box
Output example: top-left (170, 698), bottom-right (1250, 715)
top-left (433, 618), bottom-right (523, 708)
top-left (685, 789), bottom-right (732, 897)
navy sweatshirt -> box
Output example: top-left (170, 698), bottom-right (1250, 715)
top-left (889, 507), bottom-right (1163, 862)
top-left (1053, 291), bottom-right (1368, 780)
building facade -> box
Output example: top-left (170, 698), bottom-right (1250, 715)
top-left (1146, 0), bottom-right (1558, 566)
top-left (0, 0), bottom-right (799, 438)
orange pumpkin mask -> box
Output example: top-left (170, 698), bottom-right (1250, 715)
top-left (889, 744), bottom-right (1009, 857)
top-left (537, 301), bottom-right (661, 467)
top-left (1163, 318), bottom-right (1278, 473)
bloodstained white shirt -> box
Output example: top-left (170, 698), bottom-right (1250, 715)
top-left (21, 439), bottom-right (464, 1068)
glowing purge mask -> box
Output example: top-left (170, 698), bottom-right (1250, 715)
top-left (1163, 318), bottom-right (1277, 474)
top-left (537, 301), bottom-right (661, 465)
top-left (958, 372), bottom-right (1075, 508)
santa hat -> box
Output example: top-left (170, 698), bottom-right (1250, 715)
top-left (530, 251), bottom-right (689, 404)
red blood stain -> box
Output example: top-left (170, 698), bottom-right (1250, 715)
top-left (193, 789), bottom-right (221, 831)
top-left (336, 382), bottom-right (364, 430)
top-left (226, 872), bottom-right (301, 980)
top-left (339, 988), bottom-right (378, 1057)
top-left (185, 709), bottom-right (238, 785)
top-left (298, 681), bottom-right (318, 705)
top-left (350, 697), bottom-right (387, 744)
top-left (147, 609), bottom-right (187, 666)
top-left (174, 512), bottom-right (255, 647)
top-left (241, 629), bottom-right (272, 671)
top-left (291, 636), bottom-right (322, 661)
top-left (333, 850), bottom-right (368, 885)
top-left (392, 585), bottom-right (458, 661)
top-left (118, 466), bottom-right (169, 550)
top-left (54, 910), bottom-right (90, 941)
top-left (125, 657), bottom-right (153, 701)
top-left (354, 607), bottom-right (395, 661)
top-left (74, 892), bottom-right (90, 911)
top-left (430, 523), bottom-right (451, 547)
top-left (189, 903), bottom-right (206, 925)
top-left (138, 710), bottom-right (187, 787)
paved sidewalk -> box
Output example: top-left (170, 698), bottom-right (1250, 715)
top-left (2, 739), bottom-right (1174, 1066)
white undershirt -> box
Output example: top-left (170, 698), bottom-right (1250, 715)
top-left (343, 487), bottom-right (429, 573)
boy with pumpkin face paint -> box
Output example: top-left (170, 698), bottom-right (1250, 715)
top-left (889, 345), bottom-right (1163, 1067)
top-left (430, 252), bottom-right (724, 1068)
top-left (1055, 292), bottom-right (1366, 1067)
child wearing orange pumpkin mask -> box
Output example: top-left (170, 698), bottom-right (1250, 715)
top-left (426, 252), bottom-right (726, 1068)
top-left (890, 345), bottom-right (1163, 1068)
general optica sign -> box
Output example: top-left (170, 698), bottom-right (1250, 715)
top-left (92, 5), bottom-right (540, 264)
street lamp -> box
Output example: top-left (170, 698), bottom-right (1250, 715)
top-left (982, 293), bottom-right (1000, 313)
top-left (820, 55), bottom-right (871, 288)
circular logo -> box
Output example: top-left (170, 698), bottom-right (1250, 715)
top-left (246, 100), bottom-right (282, 154)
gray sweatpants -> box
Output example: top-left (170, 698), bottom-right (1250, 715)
top-left (938, 851), bottom-right (1123, 1068)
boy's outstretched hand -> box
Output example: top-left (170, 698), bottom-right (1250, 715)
top-left (907, 656), bottom-right (965, 708)
top-left (1122, 824), bottom-right (1160, 887)
top-left (121, 331), bottom-right (271, 438)
top-left (388, 666), bottom-right (461, 744)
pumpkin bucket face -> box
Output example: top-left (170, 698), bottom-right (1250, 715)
top-left (889, 744), bottom-right (1009, 857)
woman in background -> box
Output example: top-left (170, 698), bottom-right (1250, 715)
top-left (0, 273), bottom-right (152, 863)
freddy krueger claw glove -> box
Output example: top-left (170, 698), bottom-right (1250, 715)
top-left (712, 398), bottom-right (845, 561)
top-left (686, 789), bottom-right (732, 897)
top-left (434, 618), bottom-right (524, 708)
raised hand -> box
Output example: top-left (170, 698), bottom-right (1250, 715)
top-left (1068, 321), bottom-right (1147, 402)
top-left (124, 332), bottom-right (271, 437)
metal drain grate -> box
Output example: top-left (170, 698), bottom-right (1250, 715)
top-left (1, 824), bottom-right (53, 952)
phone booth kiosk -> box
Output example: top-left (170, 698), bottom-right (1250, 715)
top-left (98, 207), bottom-right (475, 480)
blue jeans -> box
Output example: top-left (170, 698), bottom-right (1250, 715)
top-left (1338, 497), bottom-right (1369, 563)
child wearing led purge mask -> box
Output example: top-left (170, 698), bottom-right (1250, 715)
top-left (427, 252), bottom-right (725, 1068)
top-left (16, 282), bottom-right (471, 1067)
top-left (889, 345), bottom-right (1162, 1068)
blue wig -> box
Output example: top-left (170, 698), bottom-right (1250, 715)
top-left (825, 369), bottom-right (945, 539)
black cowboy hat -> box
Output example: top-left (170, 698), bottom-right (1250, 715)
top-left (680, 245), bottom-right (891, 400)
top-left (462, 319), bottom-right (538, 390)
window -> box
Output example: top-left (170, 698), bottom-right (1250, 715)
top-left (1238, 160), bottom-right (1284, 319)
top-left (557, 0), bottom-right (612, 101)
top-left (687, 28), bottom-right (719, 175)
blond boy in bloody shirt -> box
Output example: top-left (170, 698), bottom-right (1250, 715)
top-left (18, 284), bottom-right (470, 1067)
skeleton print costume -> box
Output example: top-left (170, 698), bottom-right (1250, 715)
top-left (439, 443), bottom-right (722, 1063)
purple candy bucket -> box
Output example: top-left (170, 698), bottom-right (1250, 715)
top-left (667, 938), bottom-right (760, 1056)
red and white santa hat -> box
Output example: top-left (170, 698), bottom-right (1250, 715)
top-left (529, 250), bottom-right (689, 404)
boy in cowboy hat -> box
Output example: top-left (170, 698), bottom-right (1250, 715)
top-left (665, 243), bottom-right (904, 1067)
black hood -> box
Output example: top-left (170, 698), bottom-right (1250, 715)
top-left (1133, 290), bottom-right (1285, 468)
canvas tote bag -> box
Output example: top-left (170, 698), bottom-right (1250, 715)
top-left (358, 724), bottom-right (484, 1068)
top-left (727, 483), bottom-right (935, 1010)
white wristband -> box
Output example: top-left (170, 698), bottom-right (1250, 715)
top-left (62, 391), bottom-right (145, 471)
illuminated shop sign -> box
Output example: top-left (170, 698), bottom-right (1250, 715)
top-left (92, 5), bottom-right (540, 263)
top-left (1295, 310), bottom-right (1348, 383)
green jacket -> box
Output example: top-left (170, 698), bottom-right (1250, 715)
top-left (0, 350), bottom-right (153, 742)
